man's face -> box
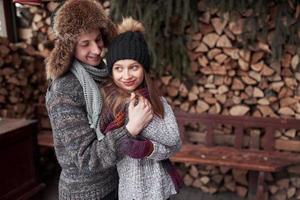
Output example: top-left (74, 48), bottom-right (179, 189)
top-left (75, 29), bottom-right (103, 66)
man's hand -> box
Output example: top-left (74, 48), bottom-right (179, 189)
top-left (119, 137), bottom-right (154, 159)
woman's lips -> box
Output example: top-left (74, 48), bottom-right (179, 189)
top-left (122, 80), bottom-right (136, 87)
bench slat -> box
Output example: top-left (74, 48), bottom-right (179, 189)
top-left (37, 131), bottom-right (53, 147)
top-left (174, 111), bottom-right (300, 130)
top-left (288, 164), bottom-right (300, 174)
top-left (171, 144), bottom-right (300, 172)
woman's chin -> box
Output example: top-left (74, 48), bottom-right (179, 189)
top-left (121, 85), bottom-right (137, 92)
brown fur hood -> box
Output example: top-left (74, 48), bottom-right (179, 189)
top-left (45, 0), bottom-right (117, 80)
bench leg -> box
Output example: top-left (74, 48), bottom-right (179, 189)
top-left (256, 172), bottom-right (265, 200)
top-left (248, 171), bottom-right (258, 200)
top-left (248, 171), bottom-right (265, 200)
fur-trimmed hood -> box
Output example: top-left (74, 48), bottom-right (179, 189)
top-left (46, 0), bottom-right (117, 80)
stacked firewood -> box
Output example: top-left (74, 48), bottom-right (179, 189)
top-left (155, 2), bottom-right (300, 135)
top-left (17, 1), bottom-right (111, 54)
top-left (181, 164), bottom-right (250, 198)
top-left (159, 10), bottom-right (300, 118)
top-left (0, 37), bottom-right (46, 118)
top-left (178, 162), bottom-right (300, 199)
top-left (155, 2), bottom-right (300, 199)
top-left (17, 2), bottom-right (59, 57)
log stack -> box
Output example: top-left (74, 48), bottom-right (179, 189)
top-left (159, 5), bottom-right (300, 119)
top-left (0, 37), bottom-right (46, 118)
top-left (178, 162), bottom-right (300, 199)
top-left (155, 1), bottom-right (300, 199)
top-left (156, 1), bottom-right (300, 137)
top-left (16, 0), bottom-right (111, 56)
top-left (16, 2), bottom-right (60, 58)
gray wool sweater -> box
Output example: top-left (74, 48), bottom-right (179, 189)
top-left (117, 97), bottom-right (181, 200)
top-left (46, 72), bottom-right (128, 200)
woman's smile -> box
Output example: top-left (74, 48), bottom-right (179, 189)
top-left (122, 80), bottom-right (136, 87)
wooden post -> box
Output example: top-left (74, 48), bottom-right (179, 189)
top-left (234, 125), bottom-right (244, 149)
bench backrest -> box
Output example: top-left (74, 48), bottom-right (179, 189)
top-left (174, 110), bottom-right (300, 151)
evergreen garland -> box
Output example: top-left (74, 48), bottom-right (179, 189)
top-left (110, 0), bottom-right (299, 77)
top-left (110, 0), bottom-right (198, 78)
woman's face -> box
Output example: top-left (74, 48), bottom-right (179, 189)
top-left (112, 59), bottom-right (144, 91)
top-left (75, 29), bottom-right (103, 66)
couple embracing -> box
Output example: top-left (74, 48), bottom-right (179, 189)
top-left (46, 0), bottom-right (182, 199)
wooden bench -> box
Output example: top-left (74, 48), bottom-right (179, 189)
top-left (34, 103), bottom-right (300, 199)
top-left (171, 110), bottom-right (300, 200)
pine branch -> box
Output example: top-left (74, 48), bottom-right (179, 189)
top-left (110, 0), bottom-right (198, 78)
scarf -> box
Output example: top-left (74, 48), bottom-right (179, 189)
top-left (100, 87), bottom-right (149, 134)
top-left (100, 87), bottom-right (183, 191)
top-left (71, 59), bottom-right (108, 140)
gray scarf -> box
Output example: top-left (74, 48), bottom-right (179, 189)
top-left (71, 59), bottom-right (108, 140)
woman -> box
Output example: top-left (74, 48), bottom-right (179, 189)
top-left (45, 1), bottom-right (153, 199)
top-left (101, 17), bottom-right (182, 200)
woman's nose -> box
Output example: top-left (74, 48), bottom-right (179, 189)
top-left (123, 70), bottom-right (132, 79)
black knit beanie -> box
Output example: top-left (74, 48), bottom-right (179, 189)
top-left (106, 31), bottom-right (150, 74)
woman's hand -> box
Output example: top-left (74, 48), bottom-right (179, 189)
top-left (126, 93), bottom-right (153, 136)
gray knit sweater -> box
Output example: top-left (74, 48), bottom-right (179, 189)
top-left (46, 72), bottom-right (128, 200)
top-left (117, 98), bottom-right (181, 200)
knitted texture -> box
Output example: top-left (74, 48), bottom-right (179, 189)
top-left (118, 98), bottom-right (181, 200)
top-left (106, 31), bottom-right (150, 74)
top-left (71, 59), bottom-right (108, 140)
top-left (161, 159), bottom-right (184, 192)
top-left (119, 137), bottom-right (153, 159)
top-left (100, 88), bottom-right (153, 159)
top-left (100, 90), bottom-right (181, 200)
top-left (46, 71), bottom-right (130, 200)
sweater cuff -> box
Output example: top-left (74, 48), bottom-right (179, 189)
top-left (112, 126), bottom-right (131, 147)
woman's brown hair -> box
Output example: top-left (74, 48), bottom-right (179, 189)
top-left (102, 72), bottom-right (164, 118)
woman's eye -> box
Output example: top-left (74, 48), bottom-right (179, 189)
top-left (132, 65), bottom-right (139, 70)
top-left (114, 67), bottom-right (122, 72)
